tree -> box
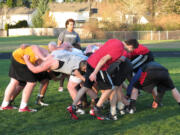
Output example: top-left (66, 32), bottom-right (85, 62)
top-left (31, 0), bottom-right (39, 8)
top-left (16, 0), bottom-right (23, 7)
top-left (32, 0), bottom-right (49, 27)
top-left (6, 0), bottom-right (14, 7)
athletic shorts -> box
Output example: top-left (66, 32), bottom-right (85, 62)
top-left (135, 69), bottom-right (175, 93)
top-left (9, 57), bottom-right (37, 82)
top-left (108, 60), bottom-right (133, 86)
top-left (84, 64), bottom-right (114, 90)
top-left (18, 72), bottom-right (51, 87)
top-left (69, 75), bottom-right (82, 84)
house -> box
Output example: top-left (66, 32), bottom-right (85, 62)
top-left (0, 7), bottom-right (34, 29)
top-left (48, 2), bottom-right (91, 28)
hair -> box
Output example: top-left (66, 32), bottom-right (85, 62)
top-left (48, 41), bottom-right (57, 52)
top-left (79, 60), bottom-right (87, 71)
top-left (125, 39), bottom-right (139, 49)
top-left (65, 18), bottom-right (75, 28)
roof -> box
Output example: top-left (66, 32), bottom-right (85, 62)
top-left (49, 2), bottom-right (90, 12)
top-left (0, 7), bottom-right (34, 15)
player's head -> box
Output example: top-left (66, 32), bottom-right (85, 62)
top-left (79, 60), bottom-right (87, 72)
top-left (48, 41), bottom-right (57, 52)
top-left (65, 18), bottom-right (75, 31)
top-left (124, 39), bottom-right (139, 52)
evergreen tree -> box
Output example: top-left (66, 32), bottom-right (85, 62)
top-left (32, 0), bottom-right (49, 27)
top-left (31, 0), bottom-right (39, 8)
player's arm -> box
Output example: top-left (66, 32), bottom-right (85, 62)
top-left (73, 70), bottom-right (85, 82)
top-left (57, 40), bottom-right (63, 47)
top-left (23, 55), bottom-right (50, 73)
top-left (31, 45), bottom-right (49, 61)
top-left (20, 44), bottom-right (30, 49)
top-left (89, 54), bottom-right (112, 82)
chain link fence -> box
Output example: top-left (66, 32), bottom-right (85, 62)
top-left (1, 28), bottom-right (180, 40)
top-left (103, 30), bottom-right (180, 40)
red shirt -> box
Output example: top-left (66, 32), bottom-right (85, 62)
top-left (87, 39), bottom-right (124, 71)
top-left (127, 44), bottom-right (150, 59)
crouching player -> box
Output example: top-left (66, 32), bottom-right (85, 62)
top-left (127, 61), bottom-right (180, 113)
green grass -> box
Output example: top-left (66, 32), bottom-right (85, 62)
top-left (0, 57), bottom-right (180, 135)
top-left (0, 36), bottom-right (180, 52)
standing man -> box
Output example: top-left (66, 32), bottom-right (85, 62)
top-left (58, 18), bottom-right (81, 49)
top-left (57, 18), bottom-right (81, 92)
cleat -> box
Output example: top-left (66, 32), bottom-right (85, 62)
top-left (67, 105), bottom-right (78, 120)
top-left (108, 114), bottom-right (118, 120)
top-left (76, 108), bottom-right (85, 115)
top-left (94, 106), bottom-right (106, 120)
top-left (36, 96), bottom-right (49, 106)
top-left (129, 106), bottom-right (136, 114)
top-left (119, 110), bottom-right (126, 115)
top-left (58, 87), bottom-right (63, 92)
top-left (0, 105), bottom-right (18, 110)
top-left (19, 106), bottom-right (37, 112)
top-left (152, 101), bottom-right (158, 109)
top-left (37, 101), bottom-right (49, 106)
top-left (129, 109), bottom-right (135, 114)
top-left (89, 109), bottom-right (95, 116)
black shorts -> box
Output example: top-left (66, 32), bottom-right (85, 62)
top-left (135, 69), bottom-right (175, 93)
top-left (84, 64), bottom-right (114, 90)
top-left (18, 72), bottom-right (52, 87)
top-left (108, 59), bottom-right (133, 86)
top-left (9, 57), bottom-right (37, 82)
top-left (35, 72), bottom-right (51, 82)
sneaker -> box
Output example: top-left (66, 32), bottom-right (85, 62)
top-left (152, 101), bottom-right (158, 109)
top-left (94, 106), bottom-right (106, 120)
top-left (58, 87), bottom-right (63, 92)
top-left (119, 109), bottom-right (126, 115)
top-left (19, 106), bottom-right (37, 112)
top-left (129, 107), bottom-right (136, 114)
top-left (36, 96), bottom-right (49, 106)
top-left (108, 114), bottom-right (118, 120)
top-left (76, 108), bottom-right (85, 115)
top-left (37, 101), bottom-right (49, 106)
top-left (89, 108), bottom-right (95, 116)
top-left (67, 105), bottom-right (78, 120)
top-left (0, 105), bottom-right (18, 110)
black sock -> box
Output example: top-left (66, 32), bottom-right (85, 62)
top-left (130, 99), bottom-right (136, 108)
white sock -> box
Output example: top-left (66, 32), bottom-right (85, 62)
top-left (117, 101), bottom-right (125, 110)
top-left (1, 101), bottom-right (9, 107)
top-left (19, 102), bottom-right (27, 109)
top-left (110, 106), bottom-right (116, 116)
top-left (38, 94), bottom-right (43, 97)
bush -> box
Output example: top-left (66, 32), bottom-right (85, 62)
top-left (4, 23), bottom-right (9, 31)
top-left (8, 20), bottom-right (28, 29)
top-left (42, 11), bottom-right (57, 28)
top-left (154, 14), bottom-right (180, 30)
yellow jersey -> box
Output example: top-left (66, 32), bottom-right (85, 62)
top-left (12, 46), bottom-right (38, 65)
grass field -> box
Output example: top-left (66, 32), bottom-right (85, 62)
top-left (0, 57), bottom-right (180, 135)
top-left (0, 36), bottom-right (180, 52)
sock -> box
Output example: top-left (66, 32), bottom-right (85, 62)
top-left (178, 103), bottom-right (180, 106)
top-left (95, 98), bottom-right (99, 104)
top-left (110, 106), bottom-right (116, 116)
top-left (38, 94), bottom-right (44, 98)
top-left (1, 101), bottom-right (9, 107)
top-left (130, 99), bottom-right (136, 109)
top-left (20, 102), bottom-right (27, 109)
top-left (117, 101), bottom-right (125, 110)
